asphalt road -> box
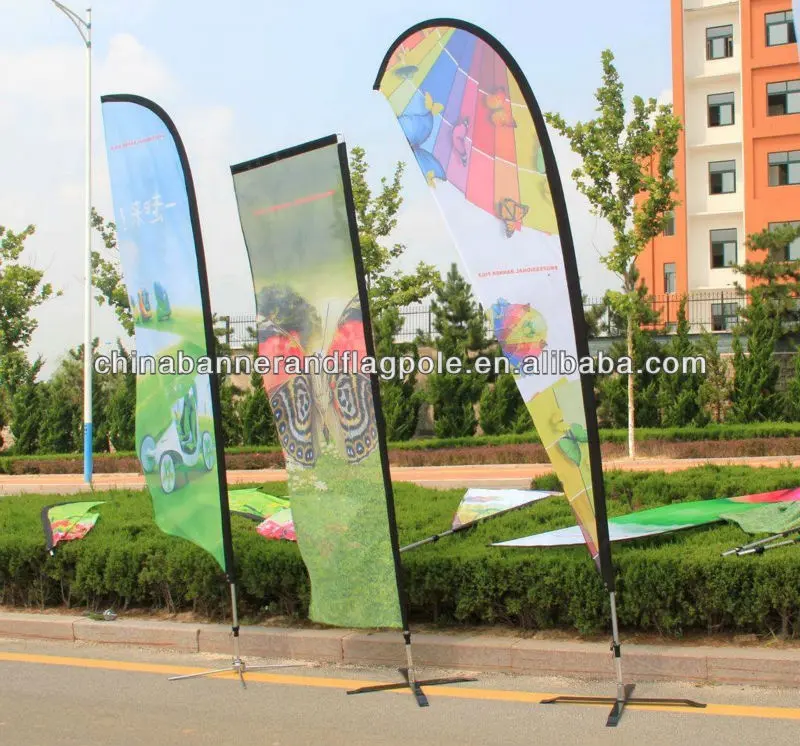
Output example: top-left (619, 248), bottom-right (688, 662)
top-left (1, 638), bottom-right (799, 745)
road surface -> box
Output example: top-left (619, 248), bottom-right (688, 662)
top-left (1, 638), bottom-right (799, 745)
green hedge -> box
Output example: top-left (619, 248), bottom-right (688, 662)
top-left (3, 466), bottom-right (800, 636)
top-left (4, 421), bottom-right (800, 469)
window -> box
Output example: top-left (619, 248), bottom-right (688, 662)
top-left (663, 212), bottom-right (675, 236)
top-left (768, 150), bottom-right (800, 186)
top-left (664, 262), bottom-right (676, 294)
top-left (709, 160), bottom-right (736, 194)
top-left (710, 228), bottom-right (738, 268)
top-left (768, 80), bottom-right (800, 115)
top-left (766, 11), bottom-right (796, 47)
top-left (707, 24), bottom-right (734, 59)
top-left (711, 302), bottom-right (740, 331)
top-left (708, 92), bottom-right (735, 126)
top-left (768, 220), bottom-right (800, 260)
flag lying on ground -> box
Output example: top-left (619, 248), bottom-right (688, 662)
top-left (42, 501), bottom-right (105, 553)
top-left (228, 488), bottom-right (296, 542)
top-left (453, 488), bottom-right (559, 529)
top-left (493, 488), bottom-right (800, 547)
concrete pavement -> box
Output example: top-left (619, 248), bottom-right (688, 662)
top-left (2, 455), bottom-right (800, 494)
top-left (1, 637), bottom-right (800, 745)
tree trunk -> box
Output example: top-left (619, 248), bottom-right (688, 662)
top-left (627, 312), bottom-right (635, 459)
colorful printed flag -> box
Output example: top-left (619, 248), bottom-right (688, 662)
top-left (375, 21), bottom-right (614, 586)
top-left (101, 96), bottom-right (232, 574)
top-left (231, 136), bottom-right (404, 628)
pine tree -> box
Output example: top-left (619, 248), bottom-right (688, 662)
top-left (10, 357), bottom-right (44, 455)
top-left (734, 223), bottom-right (800, 337)
top-left (239, 368), bottom-right (276, 446)
top-left (422, 264), bottom-right (488, 438)
top-left (729, 294), bottom-right (780, 423)
top-left (104, 345), bottom-right (136, 451)
top-left (374, 306), bottom-right (422, 441)
top-left (696, 330), bottom-right (730, 424)
top-left (40, 374), bottom-right (81, 453)
top-left (658, 297), bottom-right (708, 426)
top-left (479, 374), bottom-right (527, 435)
top-left (781, 352), bottom-right (800, 422)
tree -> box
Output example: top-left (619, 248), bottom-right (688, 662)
top-left (547, 50), bottom-right (682, 458)
top-left (479, 373), bottom-right (527, 435)
top-left (10, 357), bottom-right (45, 454)
top-left (734, 223), bottom-right (800, 336)
top-left (696, 330), bottom-right (730, 424)
top-left (422, 264), bottom-right (489, 438)
top-left (214, 316), bottom-right (244, 447)
top-left (40, 357), bottom-right (82, 454)
top-left (373, 306), bottom-right (422, 441)
top-left (781, 352), bottom-right (800, 422)
top-left (37, 342), bottom-right (110, 453)
top-left (657, 297), bottom-right (708, 427)
top-left (729, 294), bottom-right (781, 423)
top-left (239, 368), bottom-right (277, 446)
top-left (91, 209), bottom-right (135, 337)
top-left (0, 223), bottom-right (58, 444)
top-left (349, 146), bottom-right (440, 313)
top-left (104, 344), bottom-right (136, 451)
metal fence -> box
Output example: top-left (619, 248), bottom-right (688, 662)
top-left (218, 291), bottom-right (750, 349)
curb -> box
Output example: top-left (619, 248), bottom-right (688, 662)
top-left (2, 612), bottom-right (800, 687)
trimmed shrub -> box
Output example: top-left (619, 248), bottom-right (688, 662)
top-left (3, 467), bottom-right (800, 637)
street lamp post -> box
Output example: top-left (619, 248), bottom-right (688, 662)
top-left (51, 2), bottom-right (93, 485)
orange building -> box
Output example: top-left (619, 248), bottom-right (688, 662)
top-left (638, 0), bottom-right (800, 330)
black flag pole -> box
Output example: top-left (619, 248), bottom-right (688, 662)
top-left (337, 139), bottom-right (476, 705)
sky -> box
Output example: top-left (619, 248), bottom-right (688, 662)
top-left (0, 0), bottom-right (672, 376)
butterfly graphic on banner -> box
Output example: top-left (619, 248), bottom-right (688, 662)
top-left (257, 296), bottom-right (378, 468)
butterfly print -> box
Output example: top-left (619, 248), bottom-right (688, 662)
top-left (258, 296), bottom-right (378, 468)
top-left (497, 197), bottom-right (530, 237)
top-left (485, 88), bottom-right (516, 128)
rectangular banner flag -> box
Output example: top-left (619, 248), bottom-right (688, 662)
top-left (101, 96), bottom-right (233, 574)
top-left (231, 136), bottom-right (404, 628)
top-left (375, 20), bottom-right (614, 588)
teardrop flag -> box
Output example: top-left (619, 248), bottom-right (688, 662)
top-left (101, 96), bottom-right (234, 576)
top-left (375, 20), bottom-right (614, 587)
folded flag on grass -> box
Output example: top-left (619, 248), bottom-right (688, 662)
top-left (494, 488), bottom-right (800, 547)
top-left (453, 488), bottom-right (560, 529)
top-left (42, 501), bottom-right (105, 554)
top-left (228, 488), bottom-right (296, 542)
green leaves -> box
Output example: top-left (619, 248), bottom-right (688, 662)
top-left (91, 209), bottom-right (134, 338)
top-left (348, 146), bottom-right (439, 313)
